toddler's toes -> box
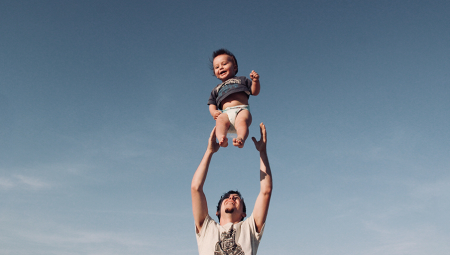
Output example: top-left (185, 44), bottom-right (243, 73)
top-left (233, 137), bottom-right (245, 148)
top-left (219, 137), bottom-right (228, 147)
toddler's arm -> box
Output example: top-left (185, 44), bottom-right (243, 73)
top-left (250, 70), bottom-right (260, 96)
top-left (209, 104), bottom-right (222, 120)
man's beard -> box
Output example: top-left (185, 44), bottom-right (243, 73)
top-left (224, 208), bottom-right (235, 214)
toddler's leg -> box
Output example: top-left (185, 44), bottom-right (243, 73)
top-left (216, 113), bottom-right (230, 147)
top-left (233, 110), bottom-right (252, 148)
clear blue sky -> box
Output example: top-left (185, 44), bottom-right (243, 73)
top-left (1, 1), bottom-right (449, 254)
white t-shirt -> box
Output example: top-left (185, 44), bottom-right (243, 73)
top-left (196, 214), bottom-right (264, 255)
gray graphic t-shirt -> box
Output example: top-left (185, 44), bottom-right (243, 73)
top-left (208, 76), bottom-right (252, 110)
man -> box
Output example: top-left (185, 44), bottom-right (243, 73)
top-left (191, 123), bottom-right (273, 255)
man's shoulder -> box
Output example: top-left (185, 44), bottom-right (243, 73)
top-left (201, 215), bottom-right (219, 230)
top-left (196, 214), bottom-right (220, 238)
top-left (240, 213), bottom-right (255, 226)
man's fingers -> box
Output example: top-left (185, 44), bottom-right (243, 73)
top-left (210, 127), bottom-right (216, 139)
top-left (259, 123), bottom-right (267, 143)
top-left (262, 125), bottom-right (266, 140)
top-left (259, 122), bottom-right (264, 136)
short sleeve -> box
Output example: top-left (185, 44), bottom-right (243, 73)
top-left (208, 89), bottom-right (218, 106)
top-left (244, 77), bottom-right (252, 93)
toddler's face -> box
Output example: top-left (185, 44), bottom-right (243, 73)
top-left (213, 54), bottom-right (237, 82)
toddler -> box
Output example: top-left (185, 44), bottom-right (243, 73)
top-left (207, 49), bottom-right (260, 148)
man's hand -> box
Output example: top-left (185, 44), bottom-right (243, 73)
top-left (251, 122), bottom-right (271, 232)
top-left (212, 110), bottom-right (222, 120)
top-left (251, 122), bottom-right (267, 152)
top-left (250, 70), bottom-right (260, 82)
top-left (207, 127), bottom-right (220, 153)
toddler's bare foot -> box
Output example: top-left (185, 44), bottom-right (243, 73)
top-left (233, 137), bottom-right (245, 148)
top-left (218, 136), bottom-right (228, 147)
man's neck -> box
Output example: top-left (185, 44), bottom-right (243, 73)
top-left (219, 215), bottom-right (242, 226)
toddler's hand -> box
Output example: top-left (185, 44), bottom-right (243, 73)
top-left (250, 70), bottom-right (259, 82)
top-left (213, 110), bottom-right (222, 120)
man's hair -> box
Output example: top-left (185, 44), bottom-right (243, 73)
top-left (209, 48), bottom-right (239, 76)
top-left (216, 190), bottom-right (246, 222)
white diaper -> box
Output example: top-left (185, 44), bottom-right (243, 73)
top-left (222, 105), bottom-right (250, 134)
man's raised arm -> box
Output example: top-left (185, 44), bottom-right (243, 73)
top-left (191, 127), bottom-right (220, 233)
top-left (251, 123), bottom-right (273, 233)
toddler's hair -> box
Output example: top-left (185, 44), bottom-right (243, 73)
top-left (210, 48), bottom-right (238, 76)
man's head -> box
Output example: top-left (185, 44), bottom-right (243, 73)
top-left (210, 49), bottom-right (238, 81)
top-left (216, 190), bottom-right (246, 223)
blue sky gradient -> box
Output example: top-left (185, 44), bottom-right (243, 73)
top-left (1, 1), bottom-right (450, 254)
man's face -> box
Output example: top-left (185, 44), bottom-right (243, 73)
top-left (213, 54), bottom-right (237, 82)
top-left (219, 193), bottom-right (245, 216)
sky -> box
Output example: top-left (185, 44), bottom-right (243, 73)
top-left (1, 0), bottom-right (449, 254)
